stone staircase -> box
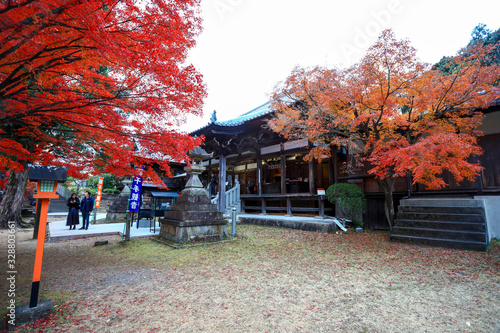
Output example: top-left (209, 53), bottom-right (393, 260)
top-left (210, 182), bottom-right (241, 217)
top-left (390, 198), bottom-right (487, 251)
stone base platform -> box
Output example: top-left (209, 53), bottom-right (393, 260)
top-left (158, 151), bottom-right (229, 245)
top-left (238, 214), bottom-right (338, 233)
top-left (159, 219), bottom-right (228, 244)
top-left (9, 300), bottom-right (53, 329)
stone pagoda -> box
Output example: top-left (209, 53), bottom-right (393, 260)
top-left (159, 147), bottom-right (228, 243)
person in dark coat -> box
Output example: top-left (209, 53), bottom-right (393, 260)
top-left (80, 191), bottom-right (94, 230)
top-left (66, 193), bottom-right (80, 230)
top-left (248, 178), bottom-right (255, 194)
top-left (210, 174), bottom-right (217, 197)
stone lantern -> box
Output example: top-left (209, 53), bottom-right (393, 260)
top-left (159, 147), bottom-right (228, 243)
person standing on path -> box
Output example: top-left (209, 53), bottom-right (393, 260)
top-left (66, 193), bottom-right (80, 230)
top-left (80, 191), bottom-right (94, 230)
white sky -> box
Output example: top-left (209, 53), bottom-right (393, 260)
top-left (182, 0), bottom-right (500, 132)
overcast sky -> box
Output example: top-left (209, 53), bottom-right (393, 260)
top-left (182, 0), bottom-right (500, 132)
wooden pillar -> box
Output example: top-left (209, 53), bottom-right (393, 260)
top-left (308, 159), bottom-right (315, 194)
top-left (218, 154), bottom-right (226, 213)
top-left (257, 156), bottom-right (262, 196)
top-left (241, 198), bottom-right (246, 213)
top-left (30, 197), bottom-right (50, 307)
top-left (328, 147), bottom-right (335, 185)
top-left (473, 155), bottom-right (484, 195)
top-left (286, 197), bottom-right (292, 216)
top-left (406, 171), bottom-right (412, 198)
top-left (208, 158), bottom-right (212, 181)
top-left (333, 148), bottom-right (338, 184)
top-left (244, 162), bottom-right (248, 194)
top-left (280, 154), bottom-right (286, 194)
top-left (318, 197), bottom-right (325, 217)
top-left (318, 160), bottom-right (324, 189)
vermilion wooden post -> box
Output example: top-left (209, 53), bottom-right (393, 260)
top-left (26, 166), bottom-right (67, 311)
top-left (30, 180), bottom-right (59, 308)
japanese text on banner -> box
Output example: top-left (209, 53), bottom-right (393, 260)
top-left (128, 176), bottom-right (143, 212)
top-left (95, 177), bottom-right (104, 208)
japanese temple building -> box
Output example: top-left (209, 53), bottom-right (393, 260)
top-left (190, 103), bottom-right (345, 223)
top-left (191, 100), bottom-right (500, 236)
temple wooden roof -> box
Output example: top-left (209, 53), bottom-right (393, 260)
top-left (191, 102), bottom-right (283, 156)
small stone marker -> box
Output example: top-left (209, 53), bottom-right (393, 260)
top-left (94, 240), bottom-right (109, 247)
top-left (10, 300), bottom-right (53, 329)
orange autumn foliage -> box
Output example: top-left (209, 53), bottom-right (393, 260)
top-left (270, 29), bottom-right (500, 228)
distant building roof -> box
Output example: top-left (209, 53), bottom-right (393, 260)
top-left (150, 191), bottom-right (179, 198)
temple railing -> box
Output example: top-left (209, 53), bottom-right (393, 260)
top-left (208, 182), bottom-right (241, 214)
top-left (211, 194), bottom-right (218, 205)
top-left (240, 193), bottom-right (332, 218)
top-left (224, 181), bottom-right (241, 214)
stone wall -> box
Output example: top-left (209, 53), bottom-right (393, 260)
top-left (96, 193), bottom-right (119, 213)
top-left (475, 195), bottom-right (500, 243)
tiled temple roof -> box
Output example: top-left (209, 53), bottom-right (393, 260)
top-left (191, 101), bottom-right (273, 134)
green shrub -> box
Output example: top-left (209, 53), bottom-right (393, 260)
top-left (326, 183), bottom-right (366, 227)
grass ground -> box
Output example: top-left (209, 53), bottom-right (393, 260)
top-left (1, 224), bottom-right (499, 332)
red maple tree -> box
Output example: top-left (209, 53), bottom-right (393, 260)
top-left (270, 30), bottom-right (500, 229)
top-left (0, 0), bottom-right (206, 227)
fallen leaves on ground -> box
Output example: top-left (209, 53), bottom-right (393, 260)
top-left (1, 225), bottom-right (499, 332)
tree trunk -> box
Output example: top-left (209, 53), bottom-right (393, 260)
top-left (378, 177), bottom-right (395, 231)
top-left (0, 164), bottom-right (30, 229)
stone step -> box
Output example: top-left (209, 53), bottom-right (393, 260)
top-left (391, 198), bottom-right (487, 252)
top-left (394, 219), bottom-right (486, 232)
top-left (399, 205), bottom-right (485, 215)
top-left (392, 226), bottom-right (486, 242)
top-left (390, 234), bottom-right (486, 252)
top-left (396, 212), bottom-right (485, 223)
